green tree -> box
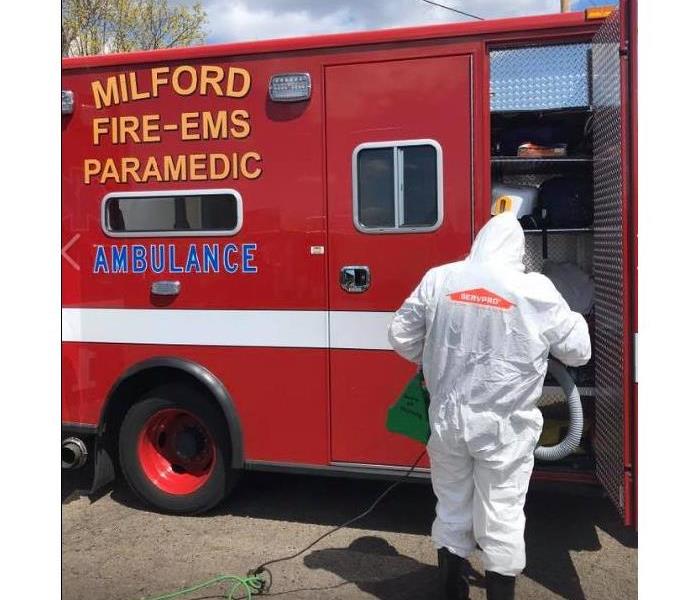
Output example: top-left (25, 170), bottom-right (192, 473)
top-left (62, 0), bottom-right (207, 57)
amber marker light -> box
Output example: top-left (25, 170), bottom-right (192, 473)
top-left (585, 6), bottom-right (616, 20)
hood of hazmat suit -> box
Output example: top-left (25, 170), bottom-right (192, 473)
top-left (388, 211), bottom-right (591, 577)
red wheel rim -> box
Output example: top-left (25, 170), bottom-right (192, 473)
top-left (137, 409), bottom-right (216, 495)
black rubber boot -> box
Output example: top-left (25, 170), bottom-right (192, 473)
top-left (437, 548), bottom-right (470, 599)
top-left (485, 570), bottom-right (515, 600)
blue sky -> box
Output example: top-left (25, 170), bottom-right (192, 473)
top-left (199, 0), bottom-right (618, 44)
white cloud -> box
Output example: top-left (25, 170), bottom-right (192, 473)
top-left (203, 0), bottom-right (561, 44)
top-left (205, 1), bottom-right (352, 43)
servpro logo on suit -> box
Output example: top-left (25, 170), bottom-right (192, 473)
top-left (448, 288), bottom-right (515, 310)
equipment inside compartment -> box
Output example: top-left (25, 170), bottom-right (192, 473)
top-left (490, 104), bottom-right (595, 472)
top-left (491, 110), bottom-right (593, 158)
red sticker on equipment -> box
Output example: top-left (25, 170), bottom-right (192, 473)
top-left (448, 288), bottom-right (515, 310)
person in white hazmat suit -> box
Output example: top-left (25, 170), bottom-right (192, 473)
top-left (387, 212), bottom-right (591, 600)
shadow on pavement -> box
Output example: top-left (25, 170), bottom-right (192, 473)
top-left (62, 472), bottom-right (113, 505)
top-left (304, 536), bottom-right (484, 600)
top-left (523, 490), bottom-right (637, 599)
top-left (107, 471), bottom-right (435, 535)
top-left (216, 472), bottom-right (436, 536)
top-left (104, 470), bottom-right (636, 600)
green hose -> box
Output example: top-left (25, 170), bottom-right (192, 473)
top-left (138, 451), bottom-right (426, 600)
top-left (139, 573), bottom-right (266, 600)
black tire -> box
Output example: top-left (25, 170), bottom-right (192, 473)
top-left (118, 384), bottom-right (233, 514)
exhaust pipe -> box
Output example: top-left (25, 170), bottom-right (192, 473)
top-left (62, 437), bottom-right (88, 469)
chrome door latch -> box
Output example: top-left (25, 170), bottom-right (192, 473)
top-left (340, 266), bottom-right (370, 293)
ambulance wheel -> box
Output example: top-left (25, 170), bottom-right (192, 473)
top-left (118, 385), bottom-right (232, 514)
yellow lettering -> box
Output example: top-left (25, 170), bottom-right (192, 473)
top-left (128, 72), bottom-right (150, 100)
top-left (121, 157), bottom-right (141, 182)
top-left (241, 151), bottom-right (262, 179)
top-left (172, 65), bottom-right (197, 96)
top-left (119, 116), bottom-right (140, 144)
top-left (181, 112), bottom-right (199, 140)
top-left (209, 154), bottom-right (230, 180)
top-left (118, 73), bottom-right (129, 101)
top-left (100, 159), bottom-right (119, 184)
top-left (82, 152), bottom-right (264, 185)
top-left (142, 114), bottom-right (161, 142)
top-left (199, 65), bottom-right (225, 96)
top-left (203, 111), bottom-right (227, 140)
top-left (141, 156), bottom-right (163, 182)
top-left (110, 117), bottom-right (118, 144)
top-left (84, 159), bottom-right (101, 184)
top-left (230, 153), bottom-right (239, 179)
top-left (163, 155), bottom-right (186, 181)
top-left (226, 67), bottom-right (251, 98)
top-left (230, 110), bottom-right (250, 139)
top-left (91, 77), bottom-right (119, 109)
top-left (90, 65), bottom-right (251, 107)
top-left (189, 154), bottom-right (207, 180)
top-left (92, 118), bottom-right (110, 145)
top-left (151, 66), bottom-right (170, 97)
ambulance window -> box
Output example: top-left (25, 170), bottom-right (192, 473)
top-left (356, 147), bottom-right (395, 228)
top-left (402, 145), bottom-right (438, 227)
top-left (102, 190), bottom-right (242, 237)
top-left (354, 140), bottom-right (442, 233)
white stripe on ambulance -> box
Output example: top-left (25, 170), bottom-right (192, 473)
top-left (61, 308), bottom-right (395, 350)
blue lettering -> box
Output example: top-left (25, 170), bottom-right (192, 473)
top-left (92, 243), bottom-right (257, 276)
top-left (93, 245), bottom-right (109, 274)
top-left (150, 244), bottom-right (165, 274)
top-left (111, 245), bottom-right (128, 273)
top-left (168, 244), bottom-right (184, 273)
top-left (132, 245), bottom-right (147, 273)
top-left (242, 243), bottom-right (258, 274)
top-left (203, 244), bottom-right (219, 273)
top-left (223, 244), bottom-right (239, 273)
top-left (185, 244), bottom-right (202, 273)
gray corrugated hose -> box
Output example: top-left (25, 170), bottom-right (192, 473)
top-left (534, 358), bottom-right (584, 461)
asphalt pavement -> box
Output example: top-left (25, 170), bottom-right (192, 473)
top-left (62, 471), bottom-right (637, 600)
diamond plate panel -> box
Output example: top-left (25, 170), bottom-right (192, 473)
top-left (490, 44), bottom-right (591, 112)
top-left (538, 386), bottom-right (596, 407)
top-left (524, 234), bottom-right (593, 274)
top-left (592, 11), bottom-right (625, 517)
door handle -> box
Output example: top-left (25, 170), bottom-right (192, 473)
top-left (340, 266), bottom-right (370, 293)
top-left (151, 280), bottom-right (181, 296)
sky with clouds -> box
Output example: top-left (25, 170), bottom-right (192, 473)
top-left (199, 0), bottom-right (616, 45)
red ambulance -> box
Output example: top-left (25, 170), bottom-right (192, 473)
top-left (61, 3), bottom-right (637, 525)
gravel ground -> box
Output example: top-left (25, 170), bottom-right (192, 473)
top-left (62, 472), bottom-right (637, 600)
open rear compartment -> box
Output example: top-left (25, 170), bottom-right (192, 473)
top-left (488, 41), bottom-right (602, 483)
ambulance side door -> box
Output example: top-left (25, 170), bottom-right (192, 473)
top-left (325, 52), bottom-right (475, 467)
